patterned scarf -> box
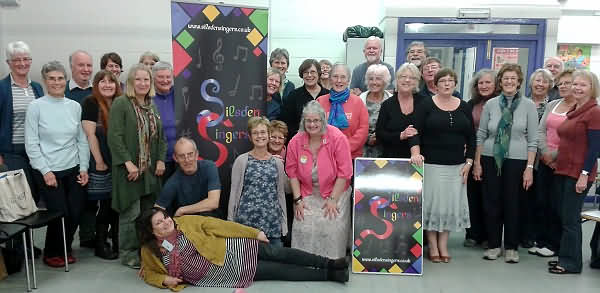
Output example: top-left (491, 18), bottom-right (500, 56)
top-left (158, 231), bottom-right (182, 279)
top-left (131, 97), bottom-right (158, 172)
top-left (493, 93), bottom-right (521, 175)
top-left (327, 88), bottom-right (350, 129)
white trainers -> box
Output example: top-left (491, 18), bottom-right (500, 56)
top-left (528, 246), bottom-right (538, 255)
top-left (536, 247), bottom-right (555, 257)
top-left (483, 248), bottom-right (502, 260)
top-left (505, 249), bottom-right (519, 263)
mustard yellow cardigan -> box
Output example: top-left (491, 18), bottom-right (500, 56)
top-left (141, 215), bottom-right (260, 291)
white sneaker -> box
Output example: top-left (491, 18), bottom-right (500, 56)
top-left (505, 249), bottom-right (519, 263)
top-left (528, 246), bottom-right (538, 255)
top-left (536, 247), bottom-right (555, 257)
top-left (483, 248), bottom-right (502, 260)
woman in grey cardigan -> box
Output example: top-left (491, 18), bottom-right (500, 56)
top-left (228, 116), bottom-right (290, 246)
top-left (472, 63), bottom-right (538, 263)
top-left (531, 69), bottom-right (577, 258)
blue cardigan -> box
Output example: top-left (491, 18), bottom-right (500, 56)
top-left (0, 74), bottom-right (44, 153)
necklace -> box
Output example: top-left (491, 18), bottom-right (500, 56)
top-left (448, 111), bottom-right (454, 127)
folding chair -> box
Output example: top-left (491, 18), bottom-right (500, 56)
top-left (0, 222), bottom-right (31, 292)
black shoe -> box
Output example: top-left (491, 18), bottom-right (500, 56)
top-left (329, 256), bottom-right (350, 269)
top-left (95, 242), bottom-right (118, 260)
top-left (80, 239), bottom-right (95, 249)
top-left (520, 240), bottom-right (535, 249)
top-left (328, 268), bottom-right (349, 283)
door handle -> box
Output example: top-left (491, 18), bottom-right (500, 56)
top-left (486, 40), bottom-right (492, 60)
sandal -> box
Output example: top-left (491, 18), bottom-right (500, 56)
top-left (441, 256), bottom-right (451, 263)
top-left (547, 260), bottom-right (558, 267)
top-left (548, 265), bottom-right (579, 274)
top-left (429, 254), bottom-right (441, 263)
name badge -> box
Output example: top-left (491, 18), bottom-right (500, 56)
top-left (300, 155), bottom-right (307, 164)
top-left (161, 239), bottom-right (174, 252)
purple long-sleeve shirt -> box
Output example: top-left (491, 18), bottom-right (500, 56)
top-left (153, 87), bottom-right (176, 162)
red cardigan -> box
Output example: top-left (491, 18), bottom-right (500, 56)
top-left (316, 93), bottom-right (369, 159)
top-left (555, 98), bottom-right (600, 181)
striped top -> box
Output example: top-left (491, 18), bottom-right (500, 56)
top-left (10, 77), bottom-right (35, 144)
top-left (161, 234), bottom-right (258, 288)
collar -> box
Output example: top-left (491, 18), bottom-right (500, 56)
top-left (567, 98), bottom-right (598, 118)
top-left (155, 87), bottom-right (175, 99)
top-left (69, 79), bottom-right (92, 91)
top-left (9, 73), bottom-right (31, 86)
top-left (300, 125), bottom-right (332, 150)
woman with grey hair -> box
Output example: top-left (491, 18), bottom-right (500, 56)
top-left (319, 59), bottom-right (333, 90)
top-left (266, 67), bottom-right (284, 120)
top-left (139, 51), bottom-right (160, 69)
top-left (0, 41), bottom-right (44, 202)
top-left (285, 101), bottom-right (353, 258)
top-left (25, 61), bottom-right (89, 267)
top-left (376, 63), bottom-right (423, 158)
top-left (529, 69), bottom-right (554, 121)
top-left (360, 64), bottom-right (392, 158)
top-left (317, 63), bottom-right (369, 159)
top-left (269, 48), bottom-right (295, 100)
top-left (152, 61), bottom-right (177, 179)
top-left (464, 68), bottom-right (498, 248)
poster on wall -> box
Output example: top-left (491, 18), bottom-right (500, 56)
top-left (170, 1), bottom-right (268, 209)
top-left (352, 158), bottom-right (423, 275)
top-left (557, 44), bottom-right (591, 69)
top-left (492, 48), bottom-right (519, 70)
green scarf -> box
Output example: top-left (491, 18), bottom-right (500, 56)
top-left (493, 93), bottom-right (520, 175)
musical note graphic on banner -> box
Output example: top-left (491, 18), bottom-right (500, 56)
top-left (182, 86), bottom-right (190, 111)
top-left (249, 85), bottom-right (263, 101)
top-left (196, 47), bottom-right (202, 69)
top-left (212, 38), bottom-right (224, 71)
top-left (233, 46), bottom-right (248, 62)
top-left (228, 75), bottom-right (240, 96)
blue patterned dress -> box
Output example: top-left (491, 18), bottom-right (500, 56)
top-left (235, 155), bottom-right (282, 238)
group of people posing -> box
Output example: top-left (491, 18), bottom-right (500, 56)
top-left (0, 34), bottom-right (598, 291)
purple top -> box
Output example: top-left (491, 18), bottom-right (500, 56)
top-left (153, 87), bottom-right (176, 162)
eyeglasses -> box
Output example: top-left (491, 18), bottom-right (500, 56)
top-left (303, 70), bottom-right (318, 77)
top-left (270, 135), bottom-right (285, 141)
top-left (175, 151), bottom-right (196, 161)
top-left (556, 81), bottom-right (572, 87)
top-left (423, 65), bottom-right (439, 71)
top-left (305, 119), bottom-right (322, 125)
top-left (9, 57), bottom-right (32, 64)
top-left (438, 78), bottom-right (455, 84)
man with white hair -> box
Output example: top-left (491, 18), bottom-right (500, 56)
top-left (65, 50), bottom-right (93, 104)
top-left (405, 41), bottom-right (428, 69)
top-left (544, 57), bottom-right (563, 101)
top-left (349, 36), bottom-right (395, 95)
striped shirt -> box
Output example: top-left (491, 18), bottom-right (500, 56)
top-left (10, 76), bottom-right (35, 144)
top-left (161, 234), bottom-right (258, 288)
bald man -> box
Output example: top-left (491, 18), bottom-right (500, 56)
top-left (65, 50), bottom-right (93, 104)
top-left (155, 137), bottom-right (222, 218)
top-left (544, 57), bottom-right (563, 101)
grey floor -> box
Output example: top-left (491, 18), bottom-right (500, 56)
top-left (1, 215), bottom-right (600, 293)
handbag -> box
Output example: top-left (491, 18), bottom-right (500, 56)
top-left (0, 169), bottom-right (38, 222)
top-left (87, 170), bottom-right (112, 196)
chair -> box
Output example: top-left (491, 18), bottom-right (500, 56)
top-left (0, 222), bottom-right (31, 292)
top-left (13, 210), bottom-right (69, 289)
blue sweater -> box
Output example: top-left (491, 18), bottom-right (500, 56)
top-left (0, 74), bottom-right (44, 153)
top-left (25, 95), bottom-right (89, 174)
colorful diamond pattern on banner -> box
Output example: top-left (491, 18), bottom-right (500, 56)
top-left (352, 256), bottom-right (365, 272)
top-left (171, 2), bottom-right (190, 37)
top-left (181, 3), bottom-right (205, 17)
top-left (216, 5), bottom-right (234, 16)
top-left (388, 264), bottom-right (403, 273)
top-left (410, 243), bottom-right (422, 258)
top-left (172, 40), bottom-right (192, 77)
top-left (248, 10), bottom-right (268, 36)
top-left (202, 5), bottom-right (220, 22)
top-left (176, 30), bottom-right (194, 49)
top-left (241, 8), bottom-right (254, 16)
top-left (246, 28), bottom-right (263, 47)
top-left (374, 159), bottom-right (388, 169)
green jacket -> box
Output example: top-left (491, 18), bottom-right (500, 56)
top-left (107, 95), bottom-right (167, 212)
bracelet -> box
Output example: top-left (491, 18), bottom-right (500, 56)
top-left (465, 161), bottom-right (472, 166)
top-left (328, 196), bottom-right (336, 201)
top-left (581, 170), bottom-right (589, 176)
top-left (526, 164), bottom-right (534, 169)
top-left (293, 196), bottom-right (303, 205)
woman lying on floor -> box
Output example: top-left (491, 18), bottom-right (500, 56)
top-left (137, 208), bottom-right (349, 290)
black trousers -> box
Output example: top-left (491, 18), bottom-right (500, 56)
top-left (33, 166), bottom-right (86, 257)
top-left (535, 163), bottom-right (561, 251)
top-left (481, 156), bottom-right (525, 250)
top-left (97, 198), bottom-right (118, 227)
top-left (465, 172), bottom-right (487, 243)
top-left (253, 242), bottom-right (330, 281)
top-left (519, 169), bottom-right (536, 245)
top-left (555, 175), bottom-right (592, 272)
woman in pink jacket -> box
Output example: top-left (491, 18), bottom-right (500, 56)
top-left (285, 101), bottom-right (353, 258)
top-left (316, 63), bottom-right (369, 159)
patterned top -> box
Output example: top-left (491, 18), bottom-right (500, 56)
top-left (235, 155), bottom-right (282, 238)
top-left (533, 96), bottom-right (548, 122)
top-left (363, 99), bottom-right (384, 158)
top-left (160, 233), bottom-right (259, 288)
top-left (11, 77), bottom-right (35, 144)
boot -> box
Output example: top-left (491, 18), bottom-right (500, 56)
top-left (95, 224), bottom-right (118, 260)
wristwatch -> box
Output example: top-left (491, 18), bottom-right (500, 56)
top-left (581, 170), bottom-right (589, 176)
top-left (293, 196), bottom-right (303, 205)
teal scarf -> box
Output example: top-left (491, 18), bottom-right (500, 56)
top-left (327, 88), bottom-right (350, 129)
top-left (493, 93), bottom-right (520, 175)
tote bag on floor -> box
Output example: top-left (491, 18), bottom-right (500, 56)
top-left (0, 169), bottom-right (38, 222)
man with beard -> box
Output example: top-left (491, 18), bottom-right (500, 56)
top-left (406, 41), bottom-right (428, 69)
top-left (350, 36), bottom-right (395, 95)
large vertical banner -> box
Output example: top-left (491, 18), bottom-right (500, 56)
top-left (352, 158), bottom-right (423, 275)
top-left (170, 1), bottom-right (268, 209)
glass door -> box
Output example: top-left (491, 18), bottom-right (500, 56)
top-left (484, 40), bottom-right (537, 96)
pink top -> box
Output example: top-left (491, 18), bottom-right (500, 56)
top-left (545, 102), bottom-right (568, 151)
top-left (317, 93), bottom-right (369, 159)
top-left (285, 125), bottom-right (353, 198)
